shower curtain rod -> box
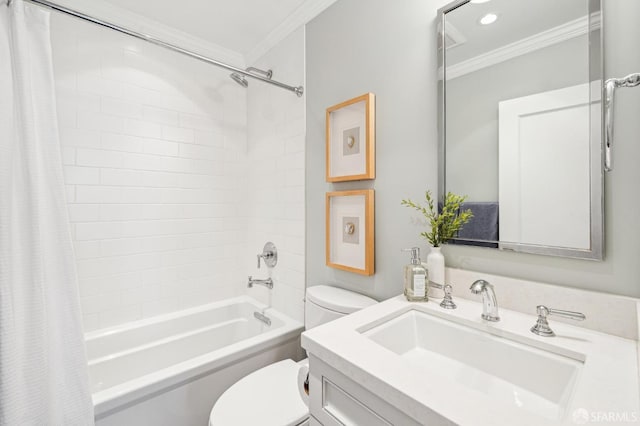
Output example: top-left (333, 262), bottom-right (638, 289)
top-left (19, 0), bottom-right (305, 97)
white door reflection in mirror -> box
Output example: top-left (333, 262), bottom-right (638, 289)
top-left (498, 83), bottom-right (599, 250)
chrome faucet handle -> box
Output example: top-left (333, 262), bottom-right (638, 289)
top-left (428, 281), bottom-right (456, 309)
top-left (256, 242), bottom-right (278, 268)
top-left (429, 280), bottom-right (443, 290)
top-left (440, 284), bottom-right (457, 310)
top-left (530, 305), bottom-right (586, 337)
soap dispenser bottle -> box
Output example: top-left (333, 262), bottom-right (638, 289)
top-left (402, 247), bottom-right (428, 302)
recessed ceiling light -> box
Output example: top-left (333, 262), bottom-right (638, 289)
top-left (470, 0), bottom-right (491, 3)
top-left (479, 13), bottom-right (498, 25)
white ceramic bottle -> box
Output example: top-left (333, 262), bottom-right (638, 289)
top-left (402, 247), bottom-right (428, 302)
top-left (427, 246), bottom-right (445, 287)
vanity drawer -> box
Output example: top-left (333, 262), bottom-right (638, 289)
top-left (321, 377), bottom-right (391, 426)
top-left (308, 356), bottom-right (423, 426)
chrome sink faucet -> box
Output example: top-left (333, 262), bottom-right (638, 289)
top-left (469, 279), bottom-right (500, 322)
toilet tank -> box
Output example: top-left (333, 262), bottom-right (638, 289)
top-left (305, 285), bottom-right (377, 330)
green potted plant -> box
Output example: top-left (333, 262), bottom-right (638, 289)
top-left (401, 190), bottom-right (473, 285)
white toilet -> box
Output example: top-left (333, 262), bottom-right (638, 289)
top-left (209, 285), bottom-right (377, 426)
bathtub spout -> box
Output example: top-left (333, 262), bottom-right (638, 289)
top-left (247, 276), bottom-right (273, 289)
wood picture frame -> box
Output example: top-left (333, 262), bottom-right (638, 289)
top-left (326, 189), bottom-right (374, 275)
top-left (326, 93), bottom-right (375, 182)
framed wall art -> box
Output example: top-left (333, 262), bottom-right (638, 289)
top-left (326, 93), bottom-right (375, 182)
top-left (326, 189), bottom-right (374, 275)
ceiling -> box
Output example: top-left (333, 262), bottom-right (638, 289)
top-left (102, 0), bottom-right (311, 56)
top-left (445, 0), bottom-right (590, 65)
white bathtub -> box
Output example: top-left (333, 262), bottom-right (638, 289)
top-left (88, 296), bottom-right (304, 426)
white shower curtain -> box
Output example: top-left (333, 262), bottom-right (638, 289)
top-left (0, 0), bottom-right (94, 424)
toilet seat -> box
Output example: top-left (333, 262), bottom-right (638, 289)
top-left (209, 359), bottom-right (309, 426)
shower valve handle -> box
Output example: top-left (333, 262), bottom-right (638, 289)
top-left (257, 252), bottom-right (274, 268)
top-left (256, 242), bottom-right (278, 269)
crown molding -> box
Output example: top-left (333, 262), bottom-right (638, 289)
top-left (447, 13), bottom-right (601, 80)
top-left (245, 0), bottom-right (338, 64)
top-left (51, 0), bottom-right (245, 66)
top-left (49, 0), bottom-right (339, 70)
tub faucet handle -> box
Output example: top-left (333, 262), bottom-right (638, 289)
top-left (257, 242), bottom-right (278, 268)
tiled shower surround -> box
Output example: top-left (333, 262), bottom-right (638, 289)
top-left (51, 15), bottom-right (305, 331)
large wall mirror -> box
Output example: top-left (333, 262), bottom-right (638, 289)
top-left (438, 0), bottom-right (604, 260)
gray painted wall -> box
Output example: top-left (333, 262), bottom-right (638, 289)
top-left (306, 0), bottom-right (640, 300)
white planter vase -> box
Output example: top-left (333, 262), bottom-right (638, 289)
top-left (426, 246), bottom-right (445, 286)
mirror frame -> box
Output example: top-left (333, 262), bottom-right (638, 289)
top-left (437, 0), bottom-right (604, 260)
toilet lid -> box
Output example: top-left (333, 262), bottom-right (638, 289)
top-left (306, 285), bottom-right (377, 314)
top-left (209, 359), bottom-right (308, 426)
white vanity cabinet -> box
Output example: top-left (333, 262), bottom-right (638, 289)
top-left (307, 355), bottom-right (447, 426)
top-left (301, 293), bottom-right (640, 426)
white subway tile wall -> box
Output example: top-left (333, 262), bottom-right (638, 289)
top-left (244, 27), bottom-right (306, 323)
top-left (51, 16), bottom-right (306, 331)
top-left (51, 16), bottom-right (251, 331)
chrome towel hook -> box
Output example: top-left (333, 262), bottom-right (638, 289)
top-left (604, 72), bottom-right (640, 171)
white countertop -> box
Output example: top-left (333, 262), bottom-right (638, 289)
top-left (301, 295), bottom-right (640, 426)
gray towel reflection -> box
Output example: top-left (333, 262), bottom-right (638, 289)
top-left (451, 202), bottom-right (499, 248)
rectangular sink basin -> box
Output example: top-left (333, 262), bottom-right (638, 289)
top-left (361, 309), bottom-right (584, 421)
